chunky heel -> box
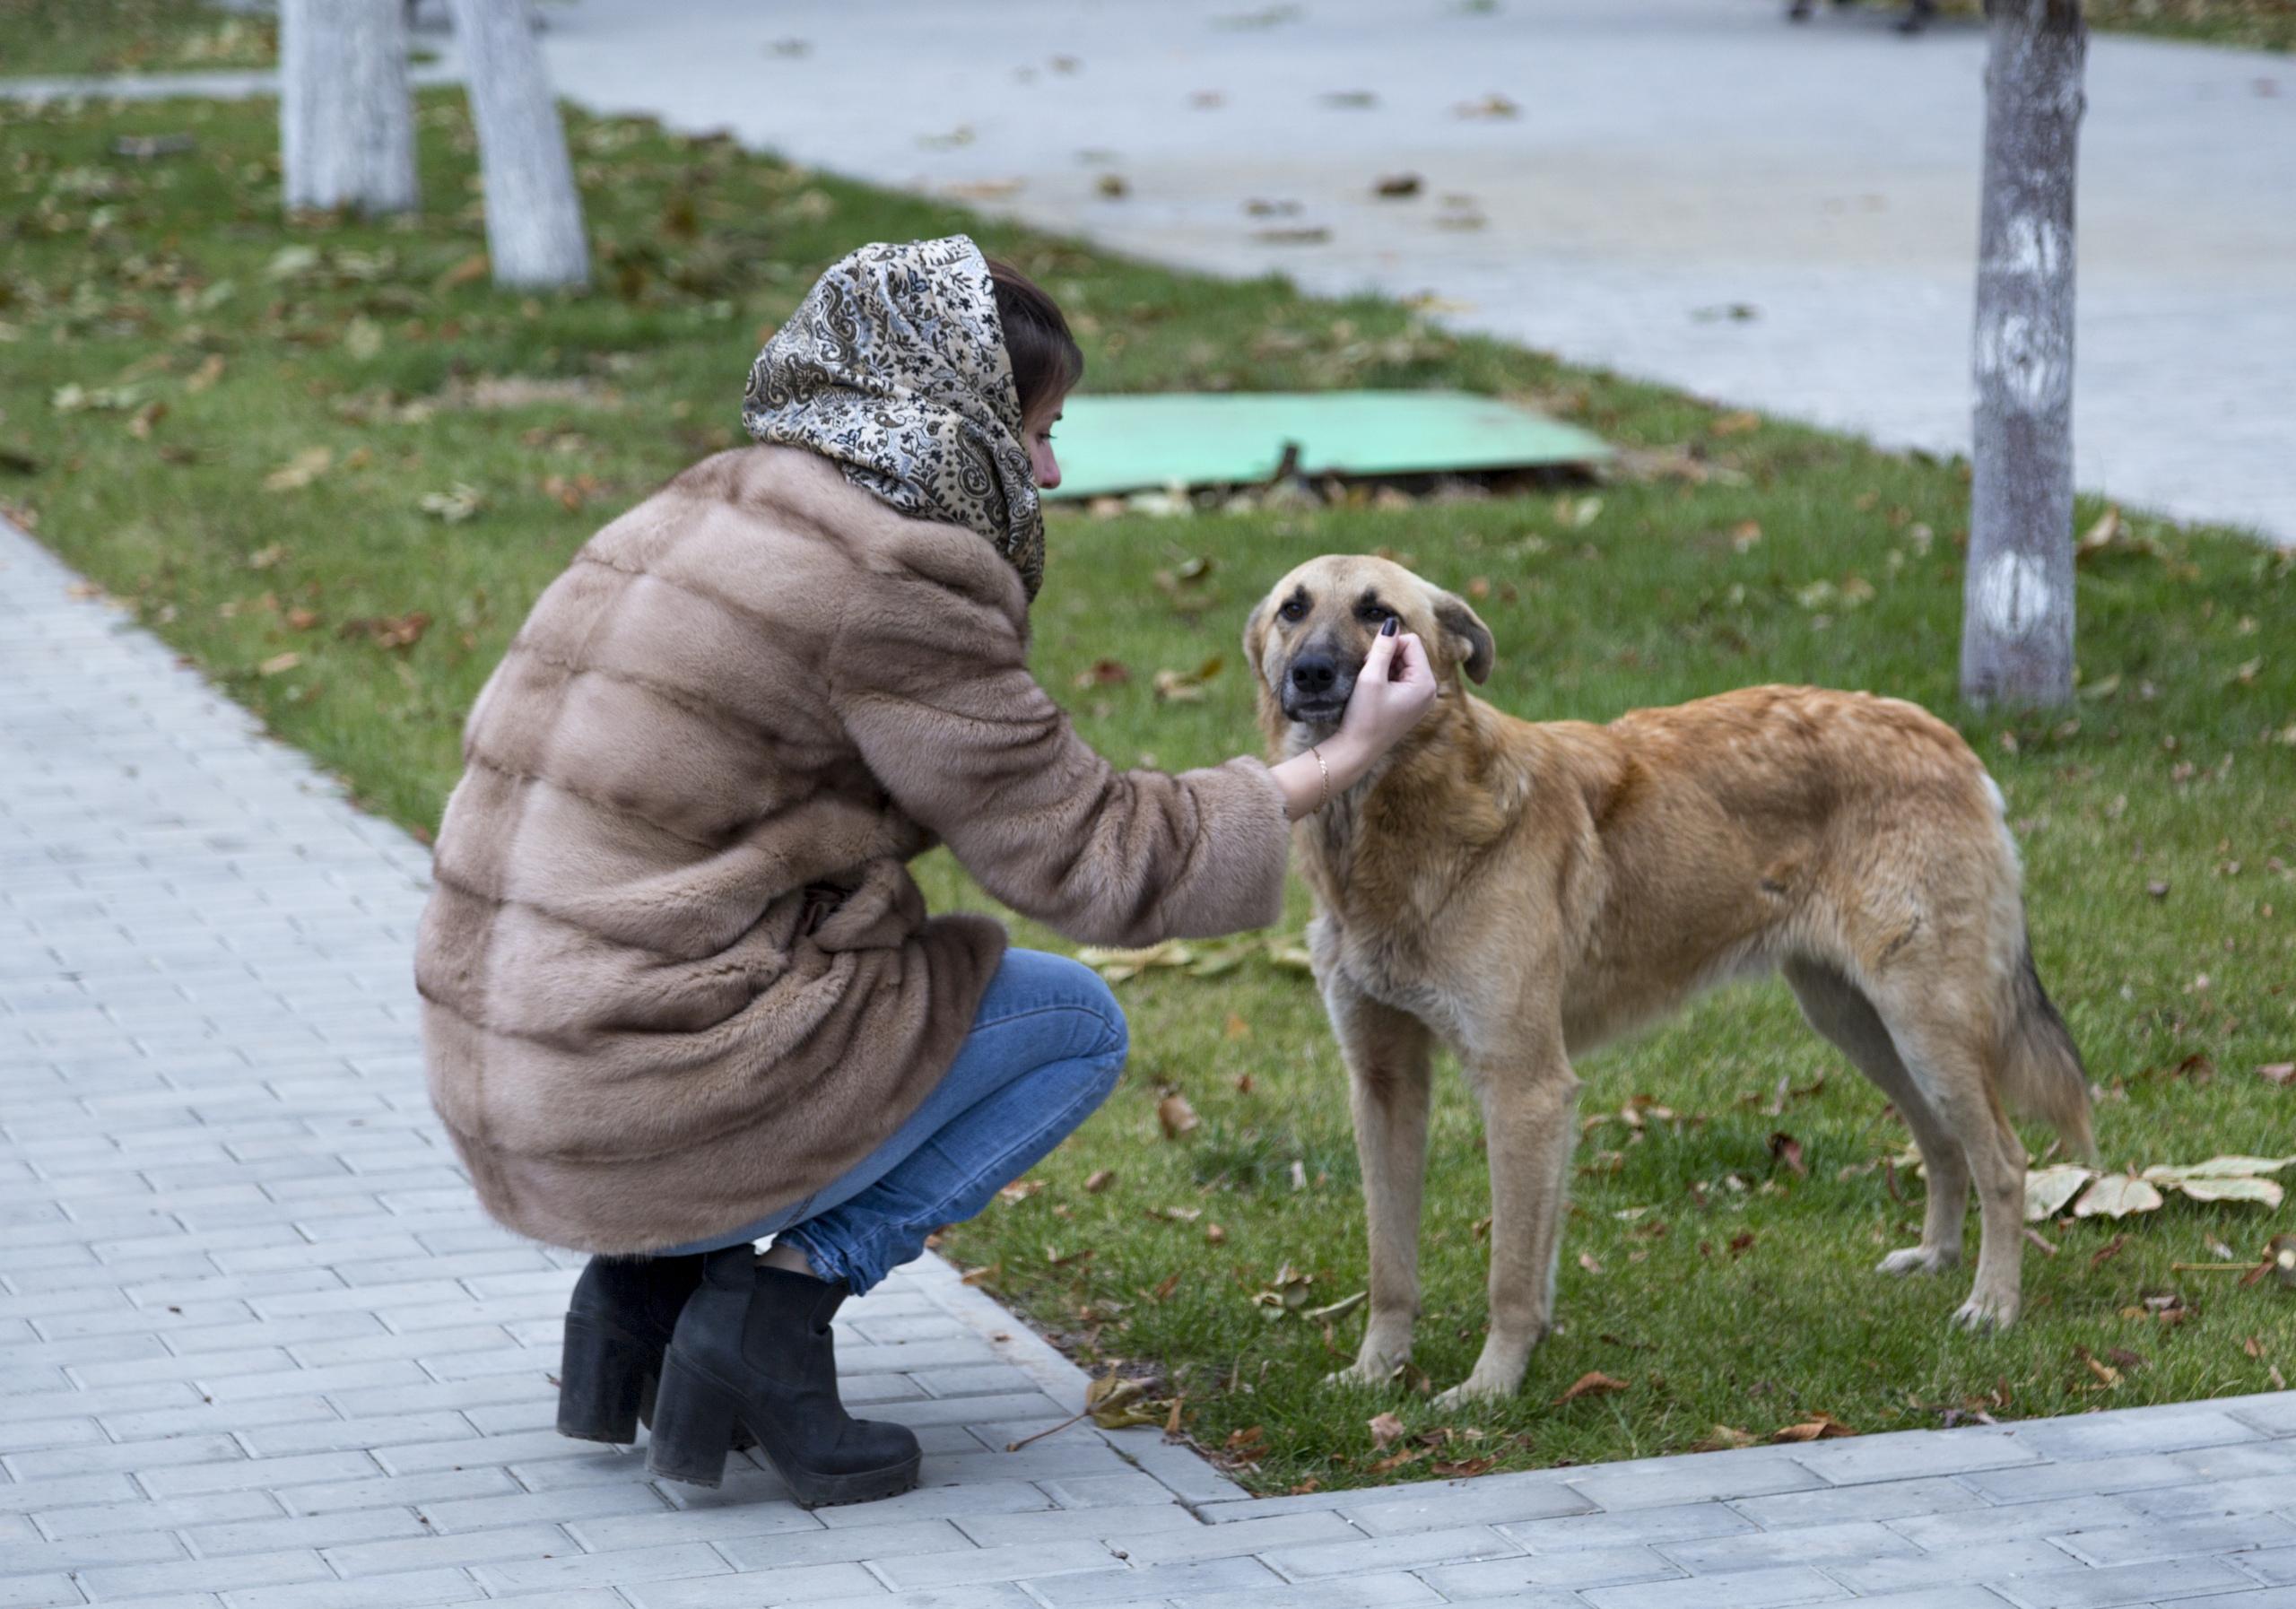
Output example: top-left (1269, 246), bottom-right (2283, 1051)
top-left (556, 1313), bottom-right (651, 1444)
top-left (645, 1353), bottom-right (743, 1488)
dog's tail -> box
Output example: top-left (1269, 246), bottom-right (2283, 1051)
top-left (1997, 931), bottom-right (2095, 1160)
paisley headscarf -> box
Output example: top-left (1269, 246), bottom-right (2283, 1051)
top-left (740, 235), bottom-right (1046, 599)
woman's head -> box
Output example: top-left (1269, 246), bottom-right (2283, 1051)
top-left (986, 257), bottom-right (1083, 491)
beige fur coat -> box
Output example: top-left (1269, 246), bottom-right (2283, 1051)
top-left (416, 447), bottom-right (1290, 1252)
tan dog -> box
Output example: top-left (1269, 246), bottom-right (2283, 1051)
top-left (1246, 555), bottom-right (2093, 1407)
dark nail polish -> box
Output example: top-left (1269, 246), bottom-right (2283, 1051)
top-left (1380, 617), bottom-right (1399, 637)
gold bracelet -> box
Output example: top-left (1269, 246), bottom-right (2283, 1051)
top-left (1310, 744), bottom-right (1330, 812)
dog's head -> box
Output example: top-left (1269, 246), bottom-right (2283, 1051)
top-left (1243, 554), bottom-right (1494, 733)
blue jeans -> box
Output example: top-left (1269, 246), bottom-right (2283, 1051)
top-left (657, 949), bottom-right (1128, 1293)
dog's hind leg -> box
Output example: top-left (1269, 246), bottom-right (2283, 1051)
top-left (1865, 988), bottom-right (2030, 1330)
top-left (1324, 977), bottom-right (1435, 1389)
top-left (1438, 1034), bottom-right (1580, 1408)
top-left (1785, 958), bottom-right (1970, 1277)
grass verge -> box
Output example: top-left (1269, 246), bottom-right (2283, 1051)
top-left (2, 89), bottom-right (2291, 1493)
top-left (0, 0), bottom-right (277, 78)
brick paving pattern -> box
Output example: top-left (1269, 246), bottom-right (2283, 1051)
top-left (4, 514), bottom-right (2294, 1606)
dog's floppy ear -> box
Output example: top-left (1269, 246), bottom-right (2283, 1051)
top-left (1431, 590), bottom-right (1495, 684)
top-left (1242, 595), bottom-right (1273, 683)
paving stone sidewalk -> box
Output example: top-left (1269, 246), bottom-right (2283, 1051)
top-left (4, 513), bottom-right (2295, 1608)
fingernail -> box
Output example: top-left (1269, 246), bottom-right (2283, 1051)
top-left (1381, 617), bottom-right (1399, 637)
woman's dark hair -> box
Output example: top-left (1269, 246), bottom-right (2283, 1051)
top-left (986, 257), bottom-right (1084, 423)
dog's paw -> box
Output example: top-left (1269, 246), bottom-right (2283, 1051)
top-left (1323, 1355), bottom-right (1409, 1391)
top-left (1876, 1245), bottom-right (1958, 1277)
top-left (1951, 1291), bottom-right (2020, 1332)
top-left (1432, 1364), bottom-right (1524, 1411)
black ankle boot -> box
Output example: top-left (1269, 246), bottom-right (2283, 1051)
top-left (645, 1246), bottom-right (922, 1506)
top-left (558, 1254), bottom-right (753, 1449)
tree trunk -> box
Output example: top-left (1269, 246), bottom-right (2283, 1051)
top-left (1961, 0), bottom-right (2085, 710)
top-left (279, 0), bottom-right (418, 215)
top-left (447, 0), bottom-right (590, 290)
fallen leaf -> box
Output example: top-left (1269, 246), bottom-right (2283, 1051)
top-left (1578, 1252), bottom-right (1604, 1275)
top-left (257, 652), bottom-right (301, 676)
top-left (1083, 1169), bottom-right (1115, 1194)
top-left (1367, 1411), bottom-right (1406, 1448)
top-left (1074, 657), bottom-right (1131, 689)
top-left (2260, 1063), bottom-right (2295, 1087)
top-left (418, 483), bottom-right (484, 523)
top-left (1205, 1222), bottom-right (1226, 1245)
top-left (284, 607), bottom-right (320, 631)
top-left (1156, 1092), bottom-right (1201, 1140)
top-left (440, 252), bottom-right (490, 288)
top-left (2090, 1233), bottom-right (2129, 1267)
top-left (959, 1261), bottom-right (1001, 1287)
top-left (1554, 1371), bottom-right (1629, 1406)
top-left (262, 447), bottom-right (333, 492)
top-left (1432, 1457), bottom-right (1498, 1478)
top-left (2171, 1177), bottom-right (2284, 1208)
top-left (2074, 1174), bottom-right (2166, 1219)
top-left (1373, 172), bottom-right (1422, 197)
top-left (1454, 91), bottom-right (1520, 118)
top-left (2025, 1164), bottom-right (2097, 1222)
top-left (1096, 173), bottom-right (1129, 199)
top-left (996, 1179), bottom-right (1043, 1205)
top-left (1773, 1413), bottom-right (1857, 1442)
top-left (1768, 1131), bottom-right (1806, 1178)
top-left (1712, 409), bottom-right (1761, 437)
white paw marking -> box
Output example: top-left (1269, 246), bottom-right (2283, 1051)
top-left (1877, 1246), bottom-right (1959, 1277)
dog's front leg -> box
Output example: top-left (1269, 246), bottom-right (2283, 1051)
top-left (1323, 976), bottom-right (1434, 1389)
top-left (1439, 1031), bottom-right (1580, 1407)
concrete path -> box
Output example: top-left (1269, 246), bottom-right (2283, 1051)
top-left (9, 515), bottom-right (2296, 1600)
top-left (520, 0), bottom-right (2295, 546)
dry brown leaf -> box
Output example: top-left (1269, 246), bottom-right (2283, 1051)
top-left (1697, 1425), bottom-right (1759, 1451)
top-left (1367, 1411), bottom-right (1406, 1448)
top-left (2090, 1233), bottom-right (2130, 1268)
top-left (1074, 657), bottom-right (1131, 689)
top-left (1772, 1413), bottom-right (1857, 1442)
top-left (959, 1261), bottom-right (1002, 1287)
top-left (1223, 1013), bottom-right (1252, 1041)
top-left (1083, 1169), bottom-right (1115, 1194)
top-left (2259, 1062), bottom-right (2295, 1086)
top-left (1205, 1222), bottom-right (1227, 1245)
top-left (257, 651), bottom-right (301, 676)
top-left (262, 447), bottom-right (332, 492)
top-left (1768, 1131), bottom-right (1806, 1178)
top-left (1554, 1371), bottom-right (1629, 1406)
top-left (1156, 1092), bottom-right (1200, 1140)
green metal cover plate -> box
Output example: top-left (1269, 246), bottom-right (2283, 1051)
top-left (1042, 389), bottom-right (1611, 500)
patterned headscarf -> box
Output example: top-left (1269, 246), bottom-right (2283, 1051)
top-left (740, 235), bottom-right (1046, 599)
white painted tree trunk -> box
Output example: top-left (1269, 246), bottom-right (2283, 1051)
top-left (279, 0), bottom-right (418, 215)
top-left (1961, 0), bottom-right (2086, 710)
top-left (447, 0), bottom-right (590, 290)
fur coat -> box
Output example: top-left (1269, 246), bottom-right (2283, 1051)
top-left (414, 448), bottom-right (1291, 1252)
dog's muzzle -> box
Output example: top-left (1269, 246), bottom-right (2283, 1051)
top-left (1280, 652), bottom-right (1355, 725)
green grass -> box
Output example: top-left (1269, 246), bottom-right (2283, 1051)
top-left (3, 90), bottom-right (2292, 1494)
top-left (1939, 0), bottom-right (2296, 52)
top-left (0, 0), bottom-right (276, 77)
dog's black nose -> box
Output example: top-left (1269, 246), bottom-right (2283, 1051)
top-left (1290, 657), bottom-right (1337, 696)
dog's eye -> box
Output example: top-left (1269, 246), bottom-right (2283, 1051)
top-left (1279, 596), bottom-right (1309, 622)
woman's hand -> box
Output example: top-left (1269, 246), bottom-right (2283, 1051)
top-left (1270, 621), bottom-right (1441, 821)
top-left (1334, 621), bottom-right (1439, 765)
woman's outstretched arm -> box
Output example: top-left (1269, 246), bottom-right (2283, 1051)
top-left (828, 581), bottom-right (1433, 947)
